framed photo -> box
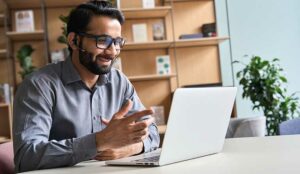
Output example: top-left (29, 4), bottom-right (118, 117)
top-left (152, 22), bottom-right (165, 41)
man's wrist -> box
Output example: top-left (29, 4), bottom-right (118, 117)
top-left (95, 131), bottom-right (108, 152)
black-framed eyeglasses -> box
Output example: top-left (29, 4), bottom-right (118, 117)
top-left (76, 32), bottom-right (125, 51)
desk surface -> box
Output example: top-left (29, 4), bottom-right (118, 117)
top-left (24, 135), bottom-right (300, 174)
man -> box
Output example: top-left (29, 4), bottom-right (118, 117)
top-left (13, 0), bottom-right (159, 172)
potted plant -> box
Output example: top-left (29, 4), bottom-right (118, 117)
top-left (17, 44), bottom-right (36, 80)
top-left (233, 55), bottom-right (300, 136)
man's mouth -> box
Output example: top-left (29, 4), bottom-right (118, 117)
top-left (96, 56), bottom-right (113, 63)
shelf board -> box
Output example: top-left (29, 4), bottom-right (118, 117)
top-left (123, 40), bottom-right (173, 50)
top-left (4, 0), bottom-right (41, 9)
top-left (44, 0), bottom-right (86, 8)
top-left (122, 6), bottom-right (171, 19)
top-left (0, 49), bottom-right (7, 58)
top-left (165, 0), bottom-right (213, 2)
top-left (0, 14), bottom-right (4, 26)
top-left (157, 125), bottom-right (167, 134)
top-left (123, 37), bottom-right (229, 50)
top-left (0, 103), bottom-right (10, 107)
top-left (128, 74), bottom-right (176, 82)
top-left (6, 30), bottom-right (45, 41)
top-left (0, 136), bottom-right (10, 144)
top-left (174, 36), bottom-right (229, 48)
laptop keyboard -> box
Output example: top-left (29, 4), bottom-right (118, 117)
top-left (133, 155), bottom-right (160, 163)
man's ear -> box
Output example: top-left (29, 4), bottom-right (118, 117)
top-left (67, 32), bottom-right (77, 50)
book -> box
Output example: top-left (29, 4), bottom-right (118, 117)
top-left (112, 57), bottom-right (122, 71)
top-left (15, 10), bottom-right (35, 32)
top-left (0, 83), bottom-right (10, 104)
top-left (179, 33), bottom-right (203, 39)
top-left (152, 22), bottom-right (165, 41)
top-left (50, 48), bottom-right (67, 63)
top-left (150, 106), bottom-right (165, 125)
top-left (132, 23), bottom-right (148, 42)
top-left (156, 55), bottom-right (171, 75)
top-left (142, 0), bottom-right (155, 8)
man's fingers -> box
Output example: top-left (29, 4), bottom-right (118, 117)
top-left (101, 118), bottom-right (110, 125)
top-left (125, 110), bottom-right (153, 123)
top-left (97, 150), bottom-right (112, 156)
top-left (94, 150), bottom-right (117, 160)
top-left (94, 156), bottom-right (114, 161)
top-left (112, 100), bottom-right (133, 120)
top-left (131, 129), bottom-right (148, 139)
top-left (141, 132), bottom-right (149, 140)
top-left (131, 117), bottom-right (154, 132)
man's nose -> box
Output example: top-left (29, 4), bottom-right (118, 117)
top-left (104, 43), bottom-right (118, 56)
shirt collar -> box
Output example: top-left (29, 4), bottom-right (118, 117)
top-left (62, 57), bottom-right (111, 86)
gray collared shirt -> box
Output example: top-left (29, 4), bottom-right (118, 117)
top-left (13, 58), bottom-right (159, 173)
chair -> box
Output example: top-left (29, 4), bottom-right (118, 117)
top-left (0, 141), bottom-right (14, 174)
top-left (226, 116), bottom-right (266, 138)
top-left (279, 118), bottom-right (300, 135)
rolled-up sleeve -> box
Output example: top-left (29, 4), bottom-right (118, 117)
top-left (13, 79), bottom-right (97, 173)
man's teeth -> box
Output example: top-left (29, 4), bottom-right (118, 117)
top-left (97, 57), bottom-right (112, 62)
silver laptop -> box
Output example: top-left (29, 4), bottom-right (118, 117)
top-left (105, 87), bottom-right (237, 166)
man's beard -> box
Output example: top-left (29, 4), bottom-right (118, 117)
top-left (78, 43), bottom-right (116, 75)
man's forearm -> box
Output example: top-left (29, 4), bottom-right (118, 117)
top-left (14, 133), bottom-right (97, 173)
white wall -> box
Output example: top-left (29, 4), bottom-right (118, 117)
top-left (216, 0), bottom-right (300, 117)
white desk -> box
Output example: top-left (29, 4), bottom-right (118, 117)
top-left (24, 135), bottom-right (300, 174)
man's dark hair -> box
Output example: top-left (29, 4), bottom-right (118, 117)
top-left (67, 0), bottom-right (125, 55)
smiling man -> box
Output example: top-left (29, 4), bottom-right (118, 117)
top-left (13, 1), bottom-right (159, 172)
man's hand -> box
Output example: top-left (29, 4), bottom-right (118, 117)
top-left (95, 100), bottom-right (154, 152)
top-left (94, 142), bottom-right (144, 161)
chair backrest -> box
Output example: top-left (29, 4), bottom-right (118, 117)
top-left (226, 116), bottom-right (266, 138)
top-left (279, 118), bottom-right (300, 135)
top-left (0, 141), bottom-right (14, 174)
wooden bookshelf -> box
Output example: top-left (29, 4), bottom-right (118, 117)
top-left (122, 6), bottom-right (171, 19)
top-left (173, 37), bottom-right (229, 48)
top-left (1, 0), bottom-right (229, 139)
top-left (44, 0), bottom-right (86, 8)
top-left (123, 40), bottom-right (173, 50)
top-left (0, 104), bottom-right (12, 141)
top-left (4, 0), bottom-right (41, 9)
top-left (0, 49), bottom-right (7, 58)
top-left (0, 13), bottom-right (4, 26)
top-left (158, 125), bottom-right (167, 134)
top-left (165, 0), bottom-right (213, 2)
top-left (128, 74), bottom-right (176, 82)
top-left (6, 30), bottom-right (45, 41)
top-left (0, 136), bottom-right (10, 144)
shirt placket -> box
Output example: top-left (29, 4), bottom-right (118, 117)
top-left (91, 89), bottom-right (102, 132)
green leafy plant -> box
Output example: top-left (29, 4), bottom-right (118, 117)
top-left (57, 14), bottom-right (69, 45)
top-left (17, 44), bottom-right (36, 79)
top-left (233, 55), bottom-right (300, 136)
top-left (108, 0), bottom-right (117, 7)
